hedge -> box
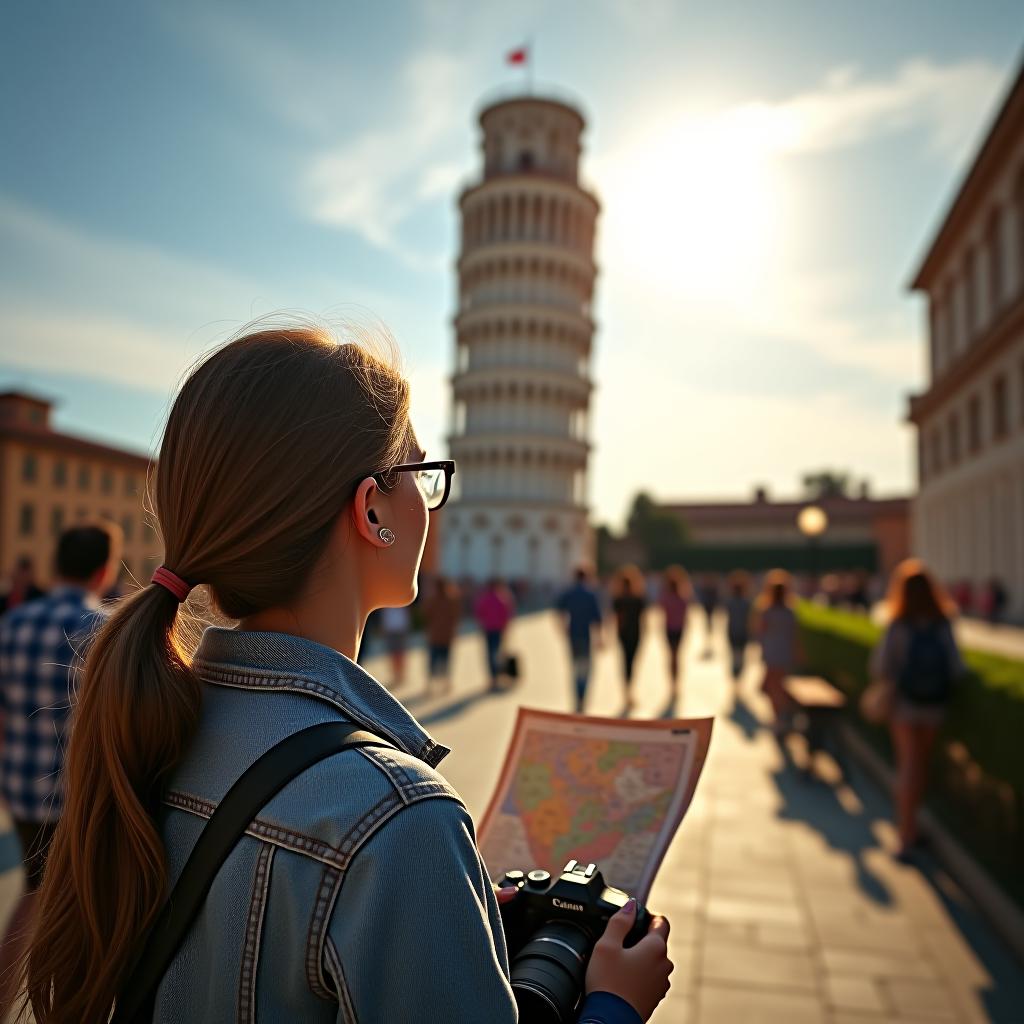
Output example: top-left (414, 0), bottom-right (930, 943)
top-left (796, 601), bottom-right (1024, 906)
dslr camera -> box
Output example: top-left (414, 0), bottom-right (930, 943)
top-left (497, 859), bottom-right (651, 1023)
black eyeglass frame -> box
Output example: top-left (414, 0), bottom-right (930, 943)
top-left (373, 460), bottom-right (456, 511)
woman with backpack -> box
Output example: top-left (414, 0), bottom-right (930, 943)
top-left (20, 325), bottom-right (673, 1023)
top-left (871, 559), bottom-right (963, 862)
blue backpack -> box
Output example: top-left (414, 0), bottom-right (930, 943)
top-left (898, 623), bottom-right (953, 705)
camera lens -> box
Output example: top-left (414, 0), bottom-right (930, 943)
top-left (509, 920), bottom-right (591, 1024)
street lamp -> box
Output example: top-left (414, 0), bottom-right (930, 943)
top-left (797, 505), bottom-right (829, 593)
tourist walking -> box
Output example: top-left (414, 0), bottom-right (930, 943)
top-left (423, 576), bottom-right (461, 692)
top-left (695, 573), bottom-right (719, 658)
top-left (0, 524), bottom-right (120, 1010)
top-left (379, 603), bottom-right (412, 688)
top-left (658, 567), bottom-right (691, 701)
top-left (871, 559), bottom-right (963, 861)
top-left (556, 567), bottom-right (604, 712)
top-left (612, 566), bottom-right (647, 713)
top-left (20, 326), bottom-right (671, 1024)
top-left (724, 571), bottom-right (753, 682)
top-left (474, 578), bottom-right (516, 691)
top-left (753, 569), bottom-right (800, 731)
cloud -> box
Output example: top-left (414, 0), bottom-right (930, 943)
top-left (730, 57), bottom-right (1006, 162)
top-left (303, 50), bottom-right (472, 267)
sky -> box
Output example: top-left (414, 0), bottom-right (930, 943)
top-left (1, 1), bottom-right (1022, 530)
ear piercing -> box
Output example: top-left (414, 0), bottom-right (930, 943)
top-left (378, 527), bottom-right (396, 546)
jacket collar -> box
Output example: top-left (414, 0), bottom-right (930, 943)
top-left (192, 627), bottom-right (450, 768)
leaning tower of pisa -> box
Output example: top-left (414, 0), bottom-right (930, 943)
top-left (441, 94), bottom-right (600, 588)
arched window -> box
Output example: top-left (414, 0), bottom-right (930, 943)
top-left (986, 207), bottom-right (1003, 318)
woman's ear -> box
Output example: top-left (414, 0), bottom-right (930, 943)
top-left (352, 477), bottom-right (392, 548)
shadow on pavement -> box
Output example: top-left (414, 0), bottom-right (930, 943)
top-left (415, 686), bottom-right (512, 727)
top-left (728, 694), bottom-right (762, 740)
top-left (770, 742), bottom-right (894, 908)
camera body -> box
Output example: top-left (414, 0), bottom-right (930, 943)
top-left (498, 859), bottom-right (650, 1023)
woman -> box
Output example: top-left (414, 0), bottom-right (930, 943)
top-left (871, 559), bottom-right (962, 862)
top-left (474, 578), bottom-right (515, 691)
top-left (658, 568), bottom-right (691, 701)
top-left (612, 567), bottom-right (647, 713)
top-left (22, 326), bottom-right (672, 1023)
top-left (754, 569), bottom-right (799, 731)
top-left (424, 576), bottom-right (461, 692)
top-left (724, 571), bottom-right (752, 682)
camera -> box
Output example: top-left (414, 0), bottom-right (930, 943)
top-left (497, 859), bottom-right (651, 1023)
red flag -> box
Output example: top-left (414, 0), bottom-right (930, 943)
top-left (506, 46), bottom-right (528, 65)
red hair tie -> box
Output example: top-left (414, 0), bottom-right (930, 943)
top-left (151, 566), bottom-right (193, 603)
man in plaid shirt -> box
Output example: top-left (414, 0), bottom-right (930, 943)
top-left (0, 523), bottom-right (119, 985)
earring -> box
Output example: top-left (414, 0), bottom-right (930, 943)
top-left (378, 527), bottom-right (396, 546)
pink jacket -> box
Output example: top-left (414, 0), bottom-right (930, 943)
top-left (474, 589), bottom-right (514, 632)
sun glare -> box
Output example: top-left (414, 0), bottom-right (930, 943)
top-left (598, 108), bottom-right (791, 307)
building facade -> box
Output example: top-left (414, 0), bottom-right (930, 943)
top-left (0, 392), bottom-right (162, 587)
top-left (441, 94), bottom-right (599, 586)
top-left (908, 61), bottom-right (1024, 622)
top-left (661, 487), bottom-right (909, 576)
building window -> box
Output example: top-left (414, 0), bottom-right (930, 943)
top-left (53, 460), bottom-right (67, 487)
top-left (1017, 167), bottom-right (1024, 296)
top-left (122, 514), bottom-right (134, 541)
top-left (19, 503), bottom-right (34, 537)
top-left (51, 506), bottom-right (65, 537)
top-left (968, 394), bottom-right (982, 453)
top-left (986, 208), bottom-right (1003, 316)
top-left (124, 473), bottom-right (138, 497)
top-left (78, 464), bottom-right (91, 490)
top-left (930, 430), bottom-right (942, 476)
top-left (948, 412), bottom-right (961, 464)
top-left (963, 247), bottom-right (977, 337)
top-left (21, 453), bottom-right (37, 483)
top-left (993, 374), bottom-right (1008, 440)
top-left (101, 469), bottom-right (114, 495)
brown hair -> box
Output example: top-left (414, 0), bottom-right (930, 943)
top-left (755, 569), bottom-right (793, 610)
top-left (614, 565), bottom-right (645, 597)
top-left (728, 570), bottom-right (750, 598)
top-left (885, 558), bottom-right (956, 624)
top-left (663, 565), bottom-right (692, 599)
top-left (25, 325), bottom-right (411, 1023)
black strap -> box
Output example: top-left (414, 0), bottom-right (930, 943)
top-left (114, 721), bottom-right (388, 1023)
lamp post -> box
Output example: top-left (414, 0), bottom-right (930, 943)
top-left (797, 505), bottom-right (829, 596)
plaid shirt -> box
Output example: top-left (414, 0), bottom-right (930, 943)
top-left (0, 586), bottom-right (103, 823)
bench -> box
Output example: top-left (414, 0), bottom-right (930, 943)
top-left (783, 676), bottom-right (849, 782)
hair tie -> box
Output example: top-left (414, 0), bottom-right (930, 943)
top-left (151, 566), bottom-right (194, 603)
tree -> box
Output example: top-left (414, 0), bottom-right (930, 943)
top-left (801, 469), bottom-right (852, 500)
top-left (626, 492), bottom-right (689, 570)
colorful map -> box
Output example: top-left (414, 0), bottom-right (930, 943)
top-left (478, 709), bottom-right (712, 899)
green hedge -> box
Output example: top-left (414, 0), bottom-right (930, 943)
top-left (796, 601), bottom-right (1024, 905)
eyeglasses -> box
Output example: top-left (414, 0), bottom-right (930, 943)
top-left (374, 460), bottom-right (456, 511)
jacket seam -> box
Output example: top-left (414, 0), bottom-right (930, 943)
top-left (304, 792), bottom-right (407, 999)
top-left (324, 937), bottom-right (357, 1024)
top-left (237, 841), bottom-right (275, 1024)
top-left (164, 791), bottom-right (348, 869)
top-left (192, 671), bottom-right (410, 753)
top-left (354, 747), bottom-right (457, 805)
top-left (306, 791), bottom-right (465, 1004)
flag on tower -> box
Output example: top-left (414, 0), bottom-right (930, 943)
top-left (506, 45), bottom-right (529, 66)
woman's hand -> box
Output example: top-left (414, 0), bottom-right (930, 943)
top-left (585, 900), bottom-right (673, 1021)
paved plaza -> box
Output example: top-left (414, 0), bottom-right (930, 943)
top-left (0, 610), bottom-right (1020, 1022)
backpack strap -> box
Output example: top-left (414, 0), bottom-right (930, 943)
top-left (114, 721), bottom-right (390, 1023)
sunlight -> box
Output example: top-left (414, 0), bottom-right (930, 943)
top-left (597, 106), bottom-right (792, 306)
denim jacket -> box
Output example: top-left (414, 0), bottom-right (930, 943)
top-left (155, 629), bottom-right (640, 1024)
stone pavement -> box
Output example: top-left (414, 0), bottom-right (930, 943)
top-left (0, 610), bottom-right (1020, 1022)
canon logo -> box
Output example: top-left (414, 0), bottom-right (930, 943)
top-left (553, 898), bottom-right (585, 912)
